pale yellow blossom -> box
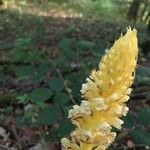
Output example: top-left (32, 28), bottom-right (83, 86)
top-left (61, 27), bottom-right (138, 150)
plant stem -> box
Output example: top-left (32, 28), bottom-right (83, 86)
top-left (42, 52), bottom-right (77, 104)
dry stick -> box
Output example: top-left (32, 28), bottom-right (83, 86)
top-left (12, 138), bottom-right (24, 150)
top-left (42, 53), bottom-right (76, 104)
top-left (11, 125), bottom-right (22, 150)
top-left (0, 144), bottom-right (15, 150)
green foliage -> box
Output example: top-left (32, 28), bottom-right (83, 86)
top-left (17, 93), bottom-right (29, 104)
top-left (74, 40), bottom-right (95, 50)
top-left (58, 38), bottom-right (72, 51)
top-left (28, 88), bottom-right (53, 103)
top-left (58, 118), bottom-right (74, 138)
top-left (11, 38), bottom-right (27, 58)
top-left (137, 108), bottom-right (150, 126)
top-left (123, 112), bottom-right (137, 128)
top-left (130, 129), bottom-right (150, 146)
top-left (123, 107), bottom-right (150, 147)
top-left (53, 92), bottom-right (69, 106)
top-left (15, 65), bottom-right (36, 80)
top-left (37, 105), bottom-right (60, 125)
top-left (123, 107), bottom-right (150, 128)
top-left (136, 66), bottom-right (150, 86)
top-left (48, 78), bottom-right (64, 92)
top-left (136, 66), bottom-right (150, 77)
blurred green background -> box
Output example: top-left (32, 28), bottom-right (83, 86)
top-left (0, 0), bottom-right (150, 149)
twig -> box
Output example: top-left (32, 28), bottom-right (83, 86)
top-left (11, 125), bottom-right (22, 150)
top-left (0, 144), bottom-right (15, 150)
top-left (42, 53), bottom-right (77, 104)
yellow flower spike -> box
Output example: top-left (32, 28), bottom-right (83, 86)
top-left (61, 28), bottom-right (138, 150)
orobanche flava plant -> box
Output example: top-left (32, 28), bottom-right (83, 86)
top-left (61, 28), bottom-right (138, 150)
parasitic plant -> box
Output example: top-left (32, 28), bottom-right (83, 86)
top-left (61, 28), bottom-right (138, 150)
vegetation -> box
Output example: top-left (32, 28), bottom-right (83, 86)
top-left (0, 0), bottom-right (149, 150)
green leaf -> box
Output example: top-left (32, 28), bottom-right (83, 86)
top-left (44, 128), bottom-right (59, 142)
top-left (146, 93), bottom-right (150, 101)
top-left (123, 112), bottom-right (136, 128)
top-left (38, 62), bottom-right (49, 74)
top-left (31, 73), bottom-right (45, 84)
top-left (135, 76), bottom-right (150, 86)
top-left (38, 105), bottom-right (60, 125)
top-left (136, 66), bottom-right (150, 77)
top-left (14, 37), bottom-right (33, 50)
top-left (58, 38), bottom-right (72, 51)
top-left (11, 37), bottom-right (34, 62)
top-left (53, 92), bottom-right (69, 106)
top-left (48, 78), bottom-right (64, 92)
top-left (74, 40), bottom-right (95, 50)
top-left (62, 105), bottom-right (73, 116)
top-left (0, 73), bottom-right (5, 85)
top-left (58, 118), bottom-right (74, 138)
top-left (130, 129), bottom-right (150, 146)
top-left (0, 65), bottom-right (4, 71)
top-left (61, 49), bottom-right (76, 60)
top-left (59, 39), bottom-right (76, 59)
top-left (30, 62), bottom-right (49, 83)
top-left (26, 51), bottom-right (42, 62)
top-left (137, 107), bottom-right (150, 126)
top-left (54, 57), bottom-right (70, 71)
top-left (11, 49), bottom-right (27, 62)
top-left (17, 94), bottom-right (29, 104)
top-left (135, 66), bottom-right (150, 86)
top-left (28, 88), bottom-right (53, 103)
top-left (15, 65), bottom-right (36, 80)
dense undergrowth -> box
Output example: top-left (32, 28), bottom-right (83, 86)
top-left (0, 2), bottom-right (150, 150)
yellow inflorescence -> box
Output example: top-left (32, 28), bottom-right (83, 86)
top-left (61, 28), bottom-right (138, 150)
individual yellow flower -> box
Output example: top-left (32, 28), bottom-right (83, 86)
top-left (61, 27), bottom-right (138, 150)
